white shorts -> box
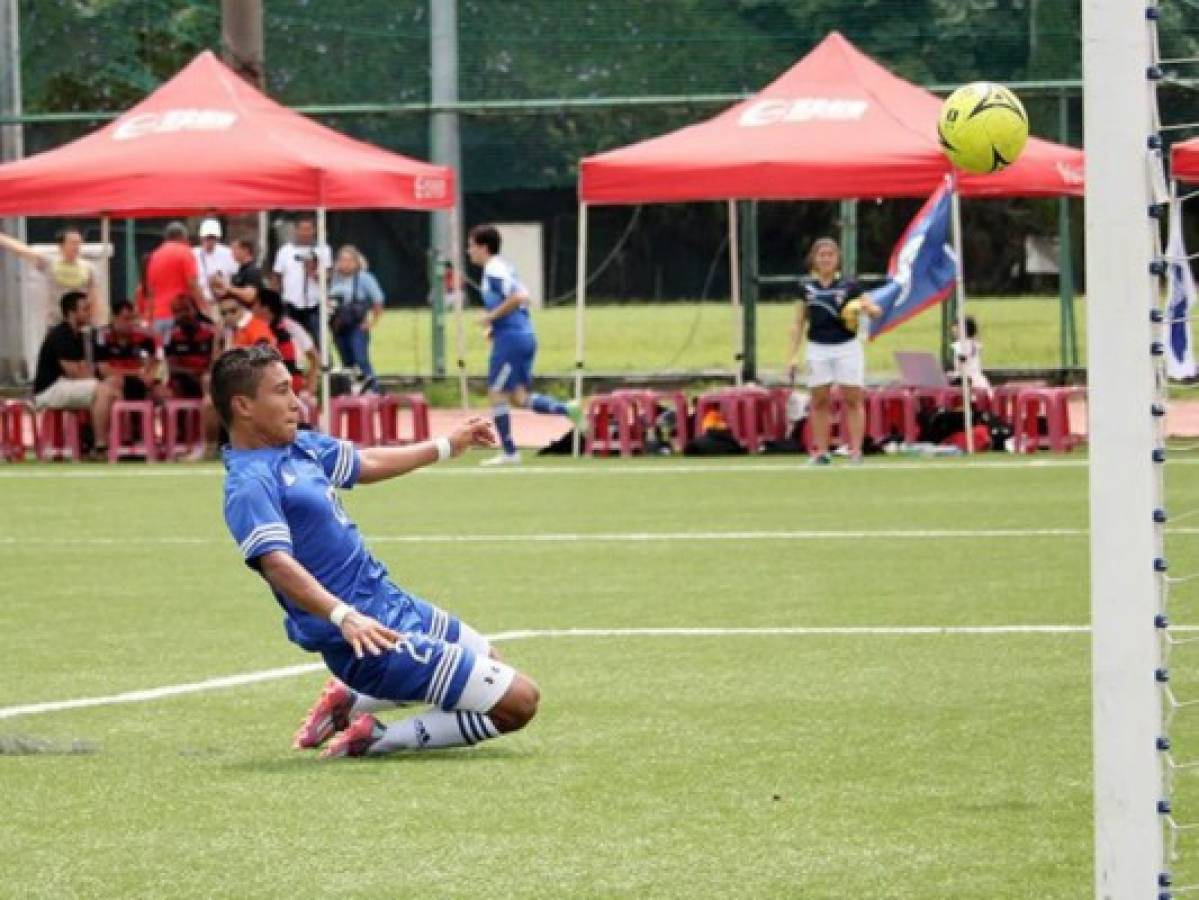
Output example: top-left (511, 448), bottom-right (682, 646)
top-left (806, 340), bottom-right (864, 388)
top-left (34, 377), bottom-right (98, 411)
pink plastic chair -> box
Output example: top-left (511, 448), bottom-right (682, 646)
top-left (330, 395), bottom-right (378, 447)
top-left (108, 400), bottom-right (157, 463)
top-left (160, 398), bottom-right (206, 459)
top-left (1013, 387), bottom-right (1087, 453)
top-left (376, 393), bottom-right (431, 446)
top-left (36, 408), bottom-right (86, 461)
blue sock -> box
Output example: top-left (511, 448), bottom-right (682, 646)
top-left (529, 393), bottom-right (568, 416)
top-left (493, 405), bottom-right (516, 455)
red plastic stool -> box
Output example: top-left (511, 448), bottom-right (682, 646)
top-left (160, 398), bottom-right (206, 459)
top-left (931, 385), bottom-right (993, 416)
top-left (1, 400), bottom-right (37, 461)
top-left (694, 389), bottom-right (747, 448)
top-left (991, 382), bottom-right (1046, 428)
top-left (585, 394), bottom-right (644, 456)
top-left (330, 395), bottom-right (378, 446)
top-left (1013, 387), bottom-right (1086, 453)
top-left (868, 386), bottom-right (918, 443)
top-left (36, 408), bottom-right (86, 461)
top-left (108, 400), bottom-right (157, 463)
top-left (377, 393), bottom-right (430, 446)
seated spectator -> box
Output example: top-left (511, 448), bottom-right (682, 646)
top-left (94, 299), bottom-right (161, 401)
top-left (252, 287), bottom-right (317, 398)
top-left (217, 295), bottom-right (276, 352)
top-left (950, 315), bottom-right (991, 391)
top-left (162, 294), bottom-right (218, 399)
top-left (0, 226), bottom-right (97, 329)
top-left (31, 291), bottom-right (119, 456)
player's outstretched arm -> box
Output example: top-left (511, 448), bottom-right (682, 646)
top-left (356, 416), bottom-right (496, 484)
top-left (0, 231), bottom-right (47, 269)
top-left (258, 550), bottom-right (400, 658)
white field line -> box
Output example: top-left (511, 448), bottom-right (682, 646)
top-left (4, 527), bottom-right (1199, 547)
top-left (0, 624), bottom-right (1126, 723)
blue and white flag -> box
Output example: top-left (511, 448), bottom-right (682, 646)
top-left (1167, 190), bottom-right (1197, 380)
top-left (868, 180), bottom-right (958, 339)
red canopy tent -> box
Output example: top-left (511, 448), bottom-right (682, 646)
top-left (580, 32), bottom-right (1083, 204)
top-left (571, 32), bottom-right (1085, 412)
top-left (0, 50), bottom-right (461, 412)
top-left (0, 50), bottom-right (454, 216)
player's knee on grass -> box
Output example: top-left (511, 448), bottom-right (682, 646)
top-left (486, 674), bottom-right (540, 734)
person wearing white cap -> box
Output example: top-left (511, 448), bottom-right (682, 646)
top-left (193, 218), bottom-right (238, 312)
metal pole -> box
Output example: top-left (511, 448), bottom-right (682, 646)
top-left (0, 0), bottom-right (25, 384)
top-left (429, 248), bottom-right (446, 376)
top-left (840, 198), bottom-right (858, 277)
top-left (728, 200), bottom-right (742, 385)
top-left (949, 178), bottom-right (974, 453)
top-left (99, 216), bottom-right (111, 323)
top-left (450, 204), bottom-right (467, 408)
top-left (1057, 89), bottom-right (1078, 369)
top-left (738, 200), bottom-right (759, 383)
top-left (429, 0), bottom-right (461, 372)
top-left (317, 208), bottom-right (331, 433)
top-left (572, 202), bottom-right (588, 457)
top-left (1083, 1), bottom-right (1166, 894)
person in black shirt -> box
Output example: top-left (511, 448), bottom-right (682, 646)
top-left (32, 291), bottom-right (119, 454)
top-left (785, 237), bottom-right (881, 465)
top-left (211, 238), bottom-right (263, 309)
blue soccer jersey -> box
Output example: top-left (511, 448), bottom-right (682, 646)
top-left (482, 256), bottom-right (534, 338)
top-left (222, 429), bottom-right (388, 651)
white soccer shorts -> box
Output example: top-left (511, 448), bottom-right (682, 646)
top-left (806, 339), bottom-right (865, 388)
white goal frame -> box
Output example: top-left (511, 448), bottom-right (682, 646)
top-left (1085, 2), bottom-right (1168, 897)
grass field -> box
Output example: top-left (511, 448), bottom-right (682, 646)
top-left (1, 454), bottom-right (1196, 898)
top-left (368, 296), bottom-right (1086, 380)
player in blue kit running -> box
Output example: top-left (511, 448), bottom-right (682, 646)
top-left (467, 224), bottom-right (583, 465)
top-left (213, 345), bottom-right (539, 758)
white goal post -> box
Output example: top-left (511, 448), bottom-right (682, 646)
top-left (1084, 2), bottom-right (1168, 897)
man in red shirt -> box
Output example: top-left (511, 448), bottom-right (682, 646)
top-left (94, 300), bottom-right (160, 401)
top-left (146, 221), bottom-right (204, 344)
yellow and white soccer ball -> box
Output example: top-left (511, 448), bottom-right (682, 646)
top-left (937, 82), bottom-right (1029, 174)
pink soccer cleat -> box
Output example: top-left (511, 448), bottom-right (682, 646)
top-left (292, 678), bottom-right (353, 750)
top-left (320, 714), bottom-right (384, 759)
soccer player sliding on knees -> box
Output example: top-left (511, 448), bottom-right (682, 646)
top-left (214, 345), bottom-right (539, 758)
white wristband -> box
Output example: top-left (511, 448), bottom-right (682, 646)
top-left (330, 602), bottom-right (353, 627)
top-left (434, 436), bottom-right (453, 462)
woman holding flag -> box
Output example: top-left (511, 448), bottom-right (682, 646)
top-left (786, 237), bottom-right (882, 466)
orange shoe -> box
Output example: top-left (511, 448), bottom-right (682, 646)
top-left (292, 678), bottom-right (353, 750)
top-left (320, 714), bottom-right (384, 759)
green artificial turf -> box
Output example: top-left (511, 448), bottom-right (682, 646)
top-left (0, 454), bottom-right (1195, 898)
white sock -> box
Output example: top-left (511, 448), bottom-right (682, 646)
top-left (348, 691), bottom-right (409, 717)
top-left (369, 709), bottom-right (499, 753)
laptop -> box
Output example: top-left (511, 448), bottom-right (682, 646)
top-left (894, 351), bottom-right (950, 388)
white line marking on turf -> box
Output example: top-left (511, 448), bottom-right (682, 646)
top-left (0, 624), bottom-right (1175, 723)
top-left (4, 527), bottom-right (1199, 547)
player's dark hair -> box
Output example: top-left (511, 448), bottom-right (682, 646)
top-left (468, 224), bottom-right (501, 255)
top-left (233, 237), bottom-right (255, 253)
top-left (964, 315), bottom-right (979, 339)
top-left (55, 226), bottom-right (82, 245)
top-left (60, 291), bottom-right (87, 318)
top-left (111, 299), bottom-right (134, 318)
top-left (211, 345), bottom-right (284, 427)
top-left (295, 215), bottom-right (315, 229)
top-left (164, 221), bottom-right (189, 242)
